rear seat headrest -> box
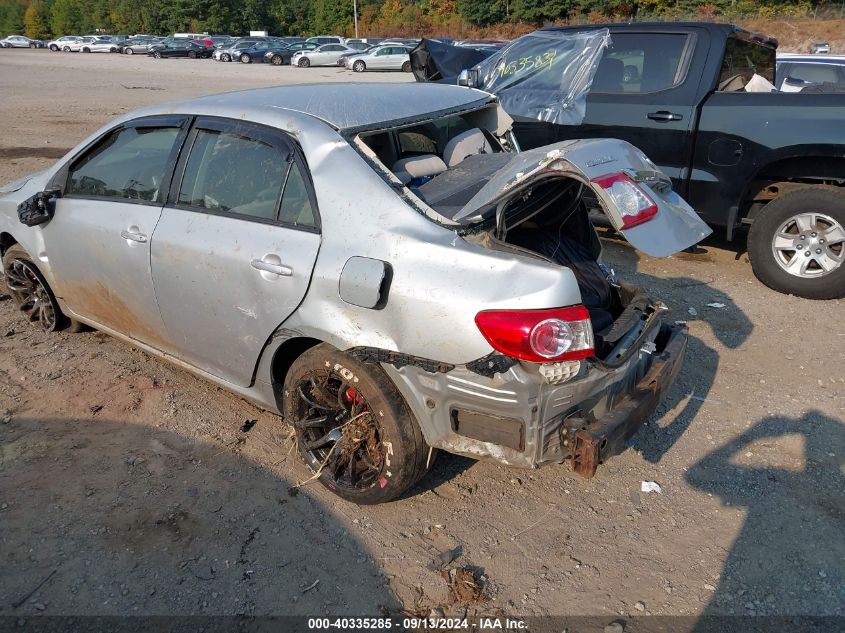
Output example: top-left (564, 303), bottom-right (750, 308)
top-left (393, 154), bottom-right (447, 185)
top-left (443, 128), bottom-right (491, 167)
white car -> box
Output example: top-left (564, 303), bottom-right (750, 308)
top-left (0, 35), bottom-right (44, 48)
top-left (292, 43), bottom-right (354, 67)
top-left (348, 45), bottom-right (412, 72)
top-left (48, 35), bottom-right (82, 51)
top-left (82, 36), bottom-right (118, 53)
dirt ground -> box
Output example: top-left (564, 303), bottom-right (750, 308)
top-left (0, 49), bottom-right (843, 626)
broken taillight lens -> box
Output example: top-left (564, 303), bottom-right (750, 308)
top-left (591, 172), bottom-right (658, 229)
top-left (475, 306), bottom-right (594, 363)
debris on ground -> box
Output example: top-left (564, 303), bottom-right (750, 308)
top-left (302, 579), bottom-right (320, 593)
top-left (706, 302), bottom-right (726, 308)
top-left (427, 545), bottom-right (462, 571)
top-left (241, 419), bottom-right (257, 433)
top-left (687, 307), bottom-right (698, 316)
top-left (641, 481), bottom-right (663, 494)
top-left (441, 567), bottom-right (485, 605)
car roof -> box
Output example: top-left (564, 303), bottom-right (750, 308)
top-left (777, 53), bottom-right (845, 63)
top-left (135, 83), bottom-right (495, 133)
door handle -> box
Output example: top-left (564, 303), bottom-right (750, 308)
top-left (251, 258), bottom-right (293, 276)
top-left (648, 111), bottom-right (683, 122)
top-left (120, 229), bottom-right (147, 243)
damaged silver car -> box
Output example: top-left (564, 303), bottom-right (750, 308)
top-left (0, 83), bottom-right (710, 503)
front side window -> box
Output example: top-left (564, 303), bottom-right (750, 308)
top-left (67, 125), bottom-right (181, 202)
top-left (592, 32), bottom-right (689, 94)
top-left (177, 129), bottom-right (286, 220)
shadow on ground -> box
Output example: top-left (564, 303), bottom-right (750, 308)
top-left (0, 416), bottom-right (399, 615)
top-left (687, 411), bottom-right (845, 621)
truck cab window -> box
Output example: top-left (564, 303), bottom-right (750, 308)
top-left (718, 36), bottom-right (775, 91)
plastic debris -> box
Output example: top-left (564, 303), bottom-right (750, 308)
top-left (641, 481), bottom-right (663, 494)
top-left (706, 302), bottom-right (726, 308)
top-left (687, 307), bottom-right (698, 316)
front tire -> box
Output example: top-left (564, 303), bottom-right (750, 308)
top-left (283, 344), bottom-right (431, 504)
top-left (82, 47), bottom-right (90, 53)
top-left (747, 187), bottom-right (845, 299)
top-left (50, 44), bottom-right (58, 51)
top-left (401, 60), bottom-right (411, 72)
top-left (221, 53), bottom-right (230, 62)
top-left (297, 57), bottom-right (310, 68)
top-left (240, 53), bottom-right (251, 63)
top-left (353, 60), bottom-right (365, 72)
top-left (3, 245), bottom-right (65, 332)
top-left (271, 54), bottom-right (282, 65)
top-left (188, 50), bottom-right (197, 59)
top-left (153, 51), bottom-right (162, 59)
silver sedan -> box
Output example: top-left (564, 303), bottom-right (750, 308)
top-left (291, 43), bottom-right (355, 67)
top-left (0, 84), bottom-right (708, 504)
top-left (348, 45), bottom-right (412, 72)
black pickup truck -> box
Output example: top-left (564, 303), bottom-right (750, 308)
top-left (465, 23), bottom-right (845, 299)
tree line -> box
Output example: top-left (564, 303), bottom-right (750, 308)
top-left (0, 0), bottom-right (826, 41)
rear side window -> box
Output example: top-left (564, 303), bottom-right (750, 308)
top-left (719, 35), bottom-right (775, 91)
top-left (177, 129), bottom-right (286, 220)
top-left (278, 162), bottom-right (318, 229)
top-left (67, 126), bottom-right (180, 202)
top-left (782, 62), bottom-right (842, 84)
top-left (592, 33), bottom-right (689, 94)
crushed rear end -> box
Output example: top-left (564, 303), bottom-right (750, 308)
top-left (384, 139), bottom-right (709, 474)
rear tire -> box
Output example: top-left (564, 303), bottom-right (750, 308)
top-left (2, 245), bottom-right (66, 333)
top-left (401, 60), bottom-right (411, 72)
top-left (188, 50), bottom-right (197, 59)
top-left (747, 187), bottom-right (845, 299)
top-left (62, 46), bottom-right (70, 52)
top-left (283, 344), bottom-right (431, 504)
top-left (82, 47), bottom-right (90, 53)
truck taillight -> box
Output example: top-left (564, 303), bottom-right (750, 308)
top-left (591, 172), bottom-right (658, 229)
top-left (475, 306), bottom-right (594, 363)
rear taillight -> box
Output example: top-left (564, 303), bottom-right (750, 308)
top-left (475, 306), bottom-right (594, 363)
top-left (591, 172), bottom-right (658, 229)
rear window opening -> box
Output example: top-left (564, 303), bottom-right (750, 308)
top-left (358, 111), bottom-right (506, 188)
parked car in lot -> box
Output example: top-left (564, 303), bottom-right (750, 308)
top-left (1, 35), bottom-right (44, 48)
top-left (0, 83), bottom-right (707, 503)
top-left (234, 40), bottom-right (275, 63)
top-left (434, 22), bottom-right (845, 299)
top-left (264, 41), bottom-right (318, 65)
top-left (213, 38), bottom-right (267, 61)
top-left (348, 45), bottom-right (412, 72)
top-left (47, 35), bottom-right (82, 51)
top-left (812, 42), bottom-right (831, 54)
top-left (79, 36), bottom-right (119, 53)
top-left (306, 35), bottom-right (343, 46)
top-left (776, 54), bottom-right (845, 92)
top-left (292, 43), bottom-right (355, 67)
top-left (148, 39), bottom-right (211, 59)
top-left (120, 37), bottom-right (159, 55)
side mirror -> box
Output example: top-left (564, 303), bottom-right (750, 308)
top-left (458, 69), bottom-right (480, 88)
top-left (18, 190), bottom-right (60, 227)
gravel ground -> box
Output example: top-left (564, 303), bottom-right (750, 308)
top-left (0, 49), bottom-right (843, 626)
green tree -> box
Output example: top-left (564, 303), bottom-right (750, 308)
top-left (50, 0), bottom-right (83, 34)
top-left (511, 0), bottom-right (574, 23)
top-left (0, 1), bottom-right (27, 34)
top-left (24, 0), bottom-right (51, 37)
top-left (457, 0), bottom-right (507, 26)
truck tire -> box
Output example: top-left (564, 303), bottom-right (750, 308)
top-left (283, 344), bottom-right (431, 504)
top-left (748, 187), bottom-right (845, 299)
